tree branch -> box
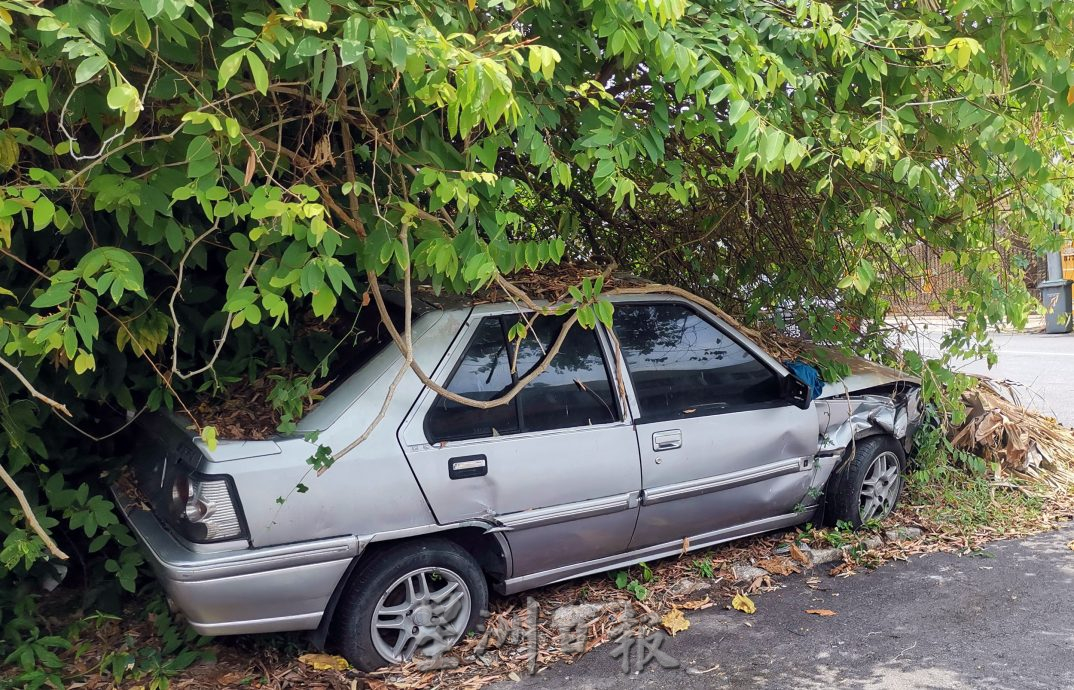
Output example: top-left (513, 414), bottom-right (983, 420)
top-left (0, 462), bottom-right (68, 560)
top-left (0, 355), bottom-right (71, 417)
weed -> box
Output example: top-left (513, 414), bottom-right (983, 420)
top-left (692, 559), bottom-right (715, 579)
top-left (906, 423), bottom-right (1044, 530)
top-left (612, 562), bottom-right (654, 600)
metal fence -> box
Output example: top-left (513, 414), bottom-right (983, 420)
top-left (893, 243), bottom-right (1043, 314)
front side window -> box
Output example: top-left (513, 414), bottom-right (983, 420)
top-left (425, 315), bottom-right (618, 443)
top-left (612, 303), bottom-right (783, 421)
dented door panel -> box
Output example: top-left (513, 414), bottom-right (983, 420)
top-left (629, 405), bottom-right (819, 549)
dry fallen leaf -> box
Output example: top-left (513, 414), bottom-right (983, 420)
top-left (1067, 539), bottom-right (1074, 551)
top-left (731, 593), bottom-right (756, 614)
top-left (679, 597), bottom-right (711, 610)
top-left (661, 607), bottom-right (690, 636)
top-left (215, 672), bottom-right (248, 685)
top-left (830, 561), bottom-right (856, 577)
top-left (681, 537), bottom-right (690, 556)
top-left (790, 543), bottom-right (811, 566)
top-left (805, 609), bottom-right (837, 616)
top-left (746, 574), bottom-right (771, 594)
top-left (243, 149), bottom-right (257, 186)
top-left (298, 653), bottom-right (350, 671)
top-left (756, 556), bottom-right (798, 576)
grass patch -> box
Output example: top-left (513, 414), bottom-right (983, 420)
top-left (900, 421), bottom-right (1073, 538)
top-left (904, 461), bottom-right (1045, 531)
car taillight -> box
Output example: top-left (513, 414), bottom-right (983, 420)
top-left (168, 471), bottom-right (247, 543)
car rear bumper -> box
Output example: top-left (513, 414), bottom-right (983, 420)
top-left (113, 490), bottom-right (359, 635)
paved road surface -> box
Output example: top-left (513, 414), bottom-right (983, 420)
top-left (493, 527), bottom-right (1074, 689)
top-left (897, 328), bottom-right (1074, 426)
top-left (489, 330), bottom-right (1074, 690)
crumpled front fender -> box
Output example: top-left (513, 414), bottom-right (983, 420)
top-left (816, 386), bottom-right (923, 455)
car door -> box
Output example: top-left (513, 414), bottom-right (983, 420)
top-left (609, 300), bottom-right (820, 550)
top-left (398, 307), bottom-right (641, 578)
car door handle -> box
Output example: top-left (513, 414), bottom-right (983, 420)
top-left (448, 454), bottom-right (487, 480)
top-left (652, 430), bottom-right (682, 451)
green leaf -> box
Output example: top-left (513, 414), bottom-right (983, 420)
top-left (139, 0), bottom-right (164, 19)
top-left (31, 282), bottom-right (74, 308)
top-left (63, 327), bottom-right (78, 358)
top-left (73, 352), bottom-right (95, 374)
top-left (200, 425), bottom-right (218, 451)
top-left (853, 259), bottom-right (876, 294)
top-left (75, 55), bottom-right (108, 84)
top-left (320, 47), bottom-right (337, 102)
top-left (106, 83), bottom-right (139, 112)
top-left (907, 165), bottom-right (922, 187)
top-left (893, 157), bottom-right (911, 183)
top-left (32, 196), bottom-right (55, 231)
top-left (708, 82), bottom-right (732, 104)
top-left (761, 129), bottom-right (784, 166)
top-left (246, 51), bottom-right (269, 95)
top-left (134, 12), bottom-right (152, 47)
top-left (311, 289), bottom-right (336, 318)
top-left (217, 52), bottom-right (244, 89)
top-left (595, 300), bottom-right (614, 328)
top-left (728, 99), bottom-right (749, 125)
top-left (109, 9), bottom-right (135, 36)
top-left (956, 42), bottom-right (971, 68)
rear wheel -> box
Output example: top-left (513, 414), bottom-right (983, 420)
top-left (333, 538), bottom-right (488, 671)
top-left (826, 435), bottom-right (905, 528)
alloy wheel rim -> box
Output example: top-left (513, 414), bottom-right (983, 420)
top-left (370, 567), bottom-right (471, 663)
top-left (859, 450), bottom-right (901, 522)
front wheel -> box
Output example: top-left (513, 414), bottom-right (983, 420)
top-left (333, 538), bottom-right (488, 671)
top-left (826, 435), bottom-right (905, 528)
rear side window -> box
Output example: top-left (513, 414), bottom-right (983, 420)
top-left (424, 315), bottom-right (618, 443)
top-left (612, 303), bottom-right (783, 421)
top-left (424, 317), bottom-right (520, 442)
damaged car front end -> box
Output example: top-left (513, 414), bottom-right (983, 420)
top-left (811, 352), bottom-right (925, 526)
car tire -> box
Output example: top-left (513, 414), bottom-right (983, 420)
top-left (333, 538), bottom-right (488, 671)
top-left (826, 435), bottom-right (905, 528)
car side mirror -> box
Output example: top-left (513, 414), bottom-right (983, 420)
top-left (783, 373), bottom-right (813, 410)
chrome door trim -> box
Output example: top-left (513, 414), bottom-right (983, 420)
top-left (640, 456), bottom-right (810, 506)
top-left (497, 493), bottom-right (636, 530)
top-left (499, 510), bottom-right (807, 594)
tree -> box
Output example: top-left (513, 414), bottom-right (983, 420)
top-left (0, 0), bottom-right (1072, 606)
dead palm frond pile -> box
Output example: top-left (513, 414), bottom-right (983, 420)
top-left (951, 377), bottom-right (1074, 492)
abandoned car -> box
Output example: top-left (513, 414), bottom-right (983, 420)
top-left (114, 288), bottom-right (923, 670)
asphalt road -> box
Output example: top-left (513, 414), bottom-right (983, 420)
top-left (494, 526), bottom-right (1074, 690)
top-left (898, 328), bottom-right (1074, 426)
top-left (489, 329), bottom-right (1074, 690)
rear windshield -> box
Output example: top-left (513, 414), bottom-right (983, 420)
top-left (186, 300), bottom-right (407, 440)
top-left (316, 302), bottom-right (404, 397)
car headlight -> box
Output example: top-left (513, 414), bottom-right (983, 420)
top-left (169, 471), bottom-right (247, 543)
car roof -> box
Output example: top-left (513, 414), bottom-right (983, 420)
top-left (393, 268), bottom-right (655, 314)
